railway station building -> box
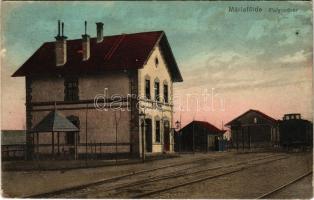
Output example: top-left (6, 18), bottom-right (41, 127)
top-left (12, 21), bottom-right (183, 159)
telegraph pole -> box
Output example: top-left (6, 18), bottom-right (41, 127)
top-left (85, 103), bottom-right (88, 166)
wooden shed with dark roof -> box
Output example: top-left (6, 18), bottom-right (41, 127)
top-left (225, 109), bottom-right (279, 149)
top-left (175, 121), bottom-right (226, 152)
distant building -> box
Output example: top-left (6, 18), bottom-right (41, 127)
top-left (174, 121), bottom-right (225, 152)
top-left (279, 113), bottom-right (313, 147)
top-left (225, 109), bottom-right (279, 149)
top-left (1, 130), bottom-right (26, 145)
top-left (12, 21), bottom-right (183, 159)
top-left (1, 130), bottom-right (26, 160)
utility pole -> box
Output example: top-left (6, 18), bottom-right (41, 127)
top-left (179, 107), bottom-right (182, 153)
top-left (192, 122), bottom-right (195, 153)
top-left (85, 103), bottom-right (88, 165)
top-left (114, 109), bottom-right (121, 165)
top-left (192, 113), bottom-right (196, 153)
top-left (139, 109), bottom-right (146, 163)
top-left (242, 127), bottom-right (244, 151)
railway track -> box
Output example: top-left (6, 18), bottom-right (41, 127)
top-left (27, 154), bottom-right (222, 198)
top-left (130, 155), bottom-right (288, 199)
top-left (46, 153), bottom-right (288, 198)
top-left (256, 171), bottom-right (313, 199)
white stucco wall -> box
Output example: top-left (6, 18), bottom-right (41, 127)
top-left (138, 45), bottom-right (174, 153)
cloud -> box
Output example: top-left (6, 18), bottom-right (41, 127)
top-left (247, 19), bottom-right (271, 40)
top-left (278, 50), bottom-right (309, 64)
top-left (0, 48), bottom-right (7, 58)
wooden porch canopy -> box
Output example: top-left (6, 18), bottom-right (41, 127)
top-left (31, 110), bottom-right (79, 159)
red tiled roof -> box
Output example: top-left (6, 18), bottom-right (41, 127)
top-left (182, 120), bottom-right (226, 135)
top-left (12, 31), bottom-right (183, 82)
top-left (225, 109), bottom-right (277, 126)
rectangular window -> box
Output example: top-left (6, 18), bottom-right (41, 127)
top-left (64, 77), bottom-right (79, 101)
top-left (163, 84), bottom-right (168, 103)
top-left (145, 79), bottom-right (151, 99)
top-left (154, 82), bottom-right (160, 101)
top-left (155, 120), bottom-right (160, 143)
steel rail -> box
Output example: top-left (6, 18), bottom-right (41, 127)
top-left (87, 154), bottom-right (285, 196)
top-left (28, 153), bottom-right (284, 198)
top-left (26, 155), bottom-right (222, 198)
top-left (132, 156), bottom-right (289, 199)
top-left (256, 171), bottom-right (313, 199)
top-left (55, 155), bottom-right (286, 198)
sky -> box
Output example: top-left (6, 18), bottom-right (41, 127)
top-left (1, 1), bottom-right (313, 130)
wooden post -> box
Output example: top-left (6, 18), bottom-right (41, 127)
top-left (248, 126), bottom-right (251, 150)
top-left (192, 123), bottom-right (195, 153)
top-left (115, 112), bottom-right (118, 164)
top-left (242, 128), bottom-right (244, 151)
top-left (236, 128), bottom-right (239, 151)
top-left (32, 133), bottom-right (35, 158)
top-left (94, 142), bottom-right (96, 159)
top-left (100, 143), bottom-right (102, 159)
top-left (52, 131), bottom-right (55, 159)
top-left (37, 132), bottom-right (39, 159)
top-left (85, 103), bottom-right (88, 163)
top-left (74, 132), bottom-right (78, 160)
top-left (57, 132), bottom-right (60, 155)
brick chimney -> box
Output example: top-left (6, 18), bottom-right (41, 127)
top-left (96, 22), bottom-right (104, 43)
top-left (82, 21), bottom-right (90, 61)
top-left (55, 20), bottom-right (67, 66)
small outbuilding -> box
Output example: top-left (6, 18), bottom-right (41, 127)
top-left (174, 121), bottom-right (225, 152)
top-left (225, 109), bottom-right (279, 149)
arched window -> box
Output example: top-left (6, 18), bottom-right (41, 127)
top-left (154, 78), bottom-right (160, 102)
top-left (254, 117), bottom-right (258, 124)
top-left (144, 75), bottom-right (151, 99)
top-left (163, 81), bottom-right (169, 103)
top-left (155, 56), bottom-right (159, 67)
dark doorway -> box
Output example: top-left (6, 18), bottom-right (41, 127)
top-left (214, 137), bottom-right (219, 151)
top-left (66, 132), bottom-right (75, 145)
top-left (66, 116), bottom-right (80, 156)
top-left (163, 120), bottom-right (170, 151)
top-left (145, 119), bottom-right (152, 152)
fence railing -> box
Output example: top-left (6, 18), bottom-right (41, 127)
top-left (2, 144), bottom-right (25, 160)
top-left (2, 143), bottom-right (132, 160)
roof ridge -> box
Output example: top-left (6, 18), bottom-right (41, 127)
top-left (43, 30), bottom-right (165, 44)
top-left (225, 109), bottom-right (277, 126)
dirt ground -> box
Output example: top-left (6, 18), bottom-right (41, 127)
top-left (1, 152), bottom-right (225, 197)
top-left (1, 151), bottom-right (312, 198)
top-left (152, 152), bottom-right (312, 199)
